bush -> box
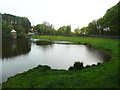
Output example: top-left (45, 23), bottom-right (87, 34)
top-left (68, 61), bottom-right (84, 70)
top-left (68, 66), bottom-right (74, 70)
top-left (85, 65), bottom-right (91, 68)
top-left (97, 63), bottom-right (101, 65)
top-left (34, 65), bottom-right (51, 72)
top-left (74, 62), bottom-right (84, 70)
top-left (91, 64), bottom-right (96, 66)
top-left (42, 65), bottom-right (51, 70)
top-left (17, 33), bottom-right (27, 38)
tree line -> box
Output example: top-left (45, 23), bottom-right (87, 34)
top-left (74, 1), bottom-right (120, 36)
top-left (2, 1), bottom-right (119, 37)
top-left (33, 21), bottom-right (71, 35)
top-left (33, 1), bottom-right (119, 36)
top-left (2, 13), bottom-right (31, 38)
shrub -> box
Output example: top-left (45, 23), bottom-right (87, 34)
top-left (91, 64), bottom-right (96, 66)
top-left (41, 65), bottom-right (51, 71)
top-left (97, 63), bottom-right (101, 65)
top-left (68, 66), bottom-right (74, 70)
top-left (73, 62), bottom-right (84, 70)
top-left (68, 62), bottom-right (84, 70)
top-left (34, 65), bottom-right (51, 71)
top-left (85, 65), bottom-right (91, 68)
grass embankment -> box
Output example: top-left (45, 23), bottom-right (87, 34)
top-left (3, 35), bottom-right (120, 88)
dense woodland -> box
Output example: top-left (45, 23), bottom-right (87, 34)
top-left (86, 1), bottom-right (120, 36)
top-left (2, 1), bottom-right (120, 37)
top-left (2, 14), bottom-right (31, 37)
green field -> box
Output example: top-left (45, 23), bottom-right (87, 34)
top-left (3, 35), bottom-right (120, 88)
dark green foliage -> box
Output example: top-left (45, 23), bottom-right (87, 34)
top-left (85, 65), bottom-right (91, 68)
top-left (33, 22), bottom-right (55, 34)
top-left (73, 62), bottom-right (84, 70)
top-left (87, 20), bottom-right (100, 35)
top-left (74, 1), bottom-right (119, 36)
top-left (37, 65), bottom-right (51, 71)
top-left (42, 65), bottom-right (51, 70)
top-left (2, 13), bottom-right (31, 37)
top-left (68, 62), bottom-right (84, 70)
top-left (97, 63), bottom-right (101, 65)
top-left (74, 27), bottom-right (88, 35)
top-left (31, 65), bottom-right (51, 72)
top-left (92, 64), bottom-right (96, 66)
top-left (102, 2), bottom-right (120, 35)
top-left (33, 24), bottom-right (71, 35)
top-left (86, 1), bottom-right (120, 36)
top-left (34, 65), bottom-right (42, 69)
top-left (74, 27), bottom-right (81, 34)
top-left (57, 25), bottom-right (71, 35)
top-left (68, 66), bottom-right (74, 70)
top-left (17, 33), bottom-right (27, 38)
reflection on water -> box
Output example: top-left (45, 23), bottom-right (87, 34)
top-left (85, 46), bottom-right (110, 62)
top-left (2, 39), bottom-right (31, 59)
top-left (0, 38), bottom-right (2, 58)
top-left (1, 39), bottom-right (110, 82)
top-left (0, 38), bottom-right (1, 84)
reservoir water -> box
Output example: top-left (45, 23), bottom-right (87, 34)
top-left (0, 39), bottom-right (109, 82)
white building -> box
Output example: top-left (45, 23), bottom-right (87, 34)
top-left (10, 29), bottom-right (17, 38)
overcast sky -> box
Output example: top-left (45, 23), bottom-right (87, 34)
top-left (0, 0), bottom-right (119, 31)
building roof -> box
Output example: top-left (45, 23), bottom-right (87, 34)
top-left (11, 29), bottom-right (16, 33)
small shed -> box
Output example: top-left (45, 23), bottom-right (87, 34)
top-left (11, 29), bottom-right (17, 38)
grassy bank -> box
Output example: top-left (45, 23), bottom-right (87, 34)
top-left (3, 35), bottom-right (120, 88)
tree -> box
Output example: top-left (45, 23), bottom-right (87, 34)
top-left (33, 22), bottom-right (55, 34)
top-left (14, 25), bottom-right (25, 33)
top-left (8, 25), bottom-right (13, 31)
top-left (2, 13), bottom-right (31, 37)
top-left (87, 1), bottom-right (120, 36)
top-left (74, 28), bottom-right (81, 34)
top-left (65, 25), bottom-right (71, 34)
top-left (87, 20), bottom-right (100, 35)
top-left (57, 25), bottom-right (71, 35)
top-left (80, 27), bottom-right (88, 35)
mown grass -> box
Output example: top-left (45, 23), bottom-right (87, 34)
top-left (2, 35), bottom-right (120, 88)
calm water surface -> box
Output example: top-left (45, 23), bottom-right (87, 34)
top-left (0, 39), bottom-right (109, 82)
